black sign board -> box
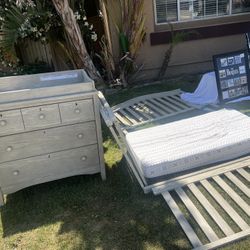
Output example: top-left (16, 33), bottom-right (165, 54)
top-left (213, 50), bottom-right (250, 103)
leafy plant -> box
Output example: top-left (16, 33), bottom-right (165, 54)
top-left (103, 0), bottom-right (146, 87)
top-left (0, 1), bottom-right (61, 68)
top-left (0, 0), bottom-right (101, 84)
top-left (96, 36), bottom-right (116, 83)
top-left (157, 23), bottom-right (197, 81)
top-left (0, 6), bottom-right (25, 56)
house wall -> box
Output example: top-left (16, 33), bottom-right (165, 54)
top-left (106, 0), bottom-right (250, 82)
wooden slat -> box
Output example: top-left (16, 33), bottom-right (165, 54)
top-left (188, 183), bottom-right (234, 237)
top-left (138, 102), bottom-right (159, 118)
top-left (174, 95), bottom-right (193, 107)
top-left (193, 228), bottom-right (250, 250)
top-left (168, 96), bottom-right (193, 109)
top-left (152, 157), bottom-right (250, 195)
top-left (143, 101), bottom-right (166, 116)
top-left (163, 96), bottom-right (190, 111)
top-left (119, 109), bottom-right (138, 125)
top-left (162, 191), bottom-right (203, 248)
top-left (200, 180), bottom-right (249, 231)
top-left (93, 94), bottom-right (106, 181)
top-left (112, 89), bottom-right (182, 111)
top-left (236, 168), bottom-right (250, 182)
top-left (114, 111), bottom-right (132, 126)
top-left (111, 89), bottom-right (198, 131)
top-left (213, 176), bottom-right (250, 216)
top-left (148, 98), bottom-right (172, 114)
top-left (158, 97), bottom-right (181, 112)
top-left (133, 103), bottom-right (154, 120)
top-left (225, 172), bottom-right (250, 198)
top-left (0, 188), bottom-right (4, 206)
top-left (126, 107), bottom-right (146, 122)
top-left (176, 187), bottom-right (219, 242)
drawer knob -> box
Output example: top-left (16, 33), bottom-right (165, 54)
top-left (6, 146), bottom-right (13, 152)
top-left (77, 133), bottom-right (84, 139)
top-left (13, 170), bottom-right (20, 176)
top-left (81, 156), bottom-right (87, 161)
top-left (0, 120), bottom-right (7, 126)
top-left (74, 108), bottom-right (81, 114)
top-left (39, 114), bottom-right (46, 120)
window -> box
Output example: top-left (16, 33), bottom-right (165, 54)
top-left (154, 0), bottom-right (250, 24)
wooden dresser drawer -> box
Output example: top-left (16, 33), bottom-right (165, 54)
top-left (0, 145), bottom-right (100, 194)
top-left (0, 110), bottom-right (24, 136)
top-left (0, 122), bottom-right (97, 163)
top-left (59, 99), bottom-right (94, 124)
top-left (21, 104), bottom-right (61, 130)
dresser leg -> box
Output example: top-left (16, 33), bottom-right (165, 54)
top-left (0, 188), bottom-right (4, 206)
top-left (100, 164), bottom-right (106, 181)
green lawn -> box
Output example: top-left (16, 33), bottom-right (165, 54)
top-left (1, 75), bottom-right (250, 250)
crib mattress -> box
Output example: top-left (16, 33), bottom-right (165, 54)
top-left (126, 109), bottom-right (250, 179)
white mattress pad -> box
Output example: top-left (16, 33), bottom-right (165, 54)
top-left (126, 109), bottom-right (250, 178)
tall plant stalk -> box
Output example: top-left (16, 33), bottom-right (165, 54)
top-left (103, 0), bottom-right (146, 86)
top-left (157, 23), bottom-right (190, 81)
top-left (119, 0), bottom-right (146, 59)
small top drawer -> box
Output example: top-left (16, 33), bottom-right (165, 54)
top-left (21, 104), bottom-right (61, 130)
top-left (0, 110), bottom-right (24, 136)
top-left (59, 99), bottom-right (94, 124)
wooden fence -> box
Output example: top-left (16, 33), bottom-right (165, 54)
top-left (19, 39), bottom-right (53, 67)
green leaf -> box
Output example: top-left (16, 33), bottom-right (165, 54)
top-left (0, 5), bottom-right (26, 53)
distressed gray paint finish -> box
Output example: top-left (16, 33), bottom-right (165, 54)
top-left (0, 110), bottom-right (24, 136)
top-left (0, 122), bottom-right (97, 163)
top-left (0, 70), bottom-right (105, 205)
top-left (21, 104), bottom-right (61, 130)
top-left (59, 99), bottom-right (95, 124)
top-left (0, 145), bottom-right (100, 194)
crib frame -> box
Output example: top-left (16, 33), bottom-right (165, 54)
top-left (98, 90), bottom-right (250, 249)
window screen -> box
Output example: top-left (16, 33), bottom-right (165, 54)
top-left (232, 0), bottom-right (250, 14)
top-left (155, 0), bottom-right (249, 24)
top-left (155, 0), bottom-right (178, 23)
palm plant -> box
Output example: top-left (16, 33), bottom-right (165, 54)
top-left (157, 23), bottom-right (187, 81)
top-left (157, 23), bottom-right (198, 81)
top-left (103, 0), bottom-right (146, 86)
top-left (0, 5), bottom-right (25, 64)
top-left (119, 0), bottom-right (146, 60)
top-left (0, 1), bottom-right (61, 67)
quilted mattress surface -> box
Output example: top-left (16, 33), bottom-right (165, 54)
top-left (126, 109), bottom-right (250, 179)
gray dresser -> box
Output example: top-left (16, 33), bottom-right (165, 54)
top-left (0, 70), bottom-right (105, 206)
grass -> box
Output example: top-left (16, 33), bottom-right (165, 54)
top-left (1, 75), bottom-right (250, 250)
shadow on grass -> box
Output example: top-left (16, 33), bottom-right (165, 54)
top-left (0, 158), bottom-right (190, 250)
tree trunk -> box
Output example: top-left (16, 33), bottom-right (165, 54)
top-left (52, 0), bottom-right (104, 86)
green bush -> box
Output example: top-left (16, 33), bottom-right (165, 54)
top-left (0, 61), bottom-right (52, 77)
